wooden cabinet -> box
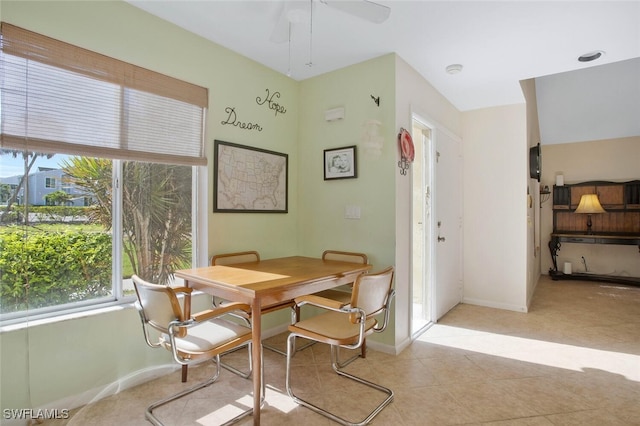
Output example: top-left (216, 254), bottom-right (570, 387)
top-left (569, 185), bottom-right (595, 208)
top-left (595, 184), bottom-right (624, 208)
top-left (554, 180), bottom-right (639, 209)
top-left (552, 180), bottom-right (640, 234)
top-left (626, 181), bottom-right (640, 209)
top-left (554, 183), bottom-right (625, 210)
top-left (552, 185), bottom-right (570, 209)
top-left (549, 180), bottom-right (640, 286)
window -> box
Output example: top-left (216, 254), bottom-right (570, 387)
top-left (0, 23), bottom-right (208, 321)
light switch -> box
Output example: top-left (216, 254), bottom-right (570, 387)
top-left (345, 205), bottom-right (361, 219)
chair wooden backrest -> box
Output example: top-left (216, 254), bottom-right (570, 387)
top-left (210, 250), bottom-right (291, 313)
top-left (315, 251), bottom-right (369, 305)
top-left (349, 266), bottom-right (394, 325)
top-left (211, 250), bottom-right (260, 266)
top-left (322, 250), bottom-right (368, 265)
top-left (132, 275), bottom-right (188, 337)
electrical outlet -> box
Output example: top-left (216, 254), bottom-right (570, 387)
top-left (344, 205), bottom-right (361, 219)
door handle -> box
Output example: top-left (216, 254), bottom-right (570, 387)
top-left (438, 236), bottom-right (446, 242)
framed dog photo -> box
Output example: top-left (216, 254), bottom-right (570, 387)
top-left (324, 145), bottom-right (357, 180)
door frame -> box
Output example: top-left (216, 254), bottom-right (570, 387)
top-left (410, 116), bottom-right (434, 337)
top-left (410, 112), bottom-right (463, 337)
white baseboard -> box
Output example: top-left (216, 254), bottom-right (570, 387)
top-left (461, 297), bottom-right (528, 313)
top-left (363, 337), bottom-right (401, 356)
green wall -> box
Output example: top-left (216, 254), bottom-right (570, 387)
top-left (0, 0), bottom-right (299, 412)
top-left (0, 0), bottom-right (402, 412)
top-left (297, 55), bottom-right (397, 268)
top-left (1, 308), bottom-right (166, 410)
top-left (297, 55), bottom-right (398, 346)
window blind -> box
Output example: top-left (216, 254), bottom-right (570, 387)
top-left (0, 23), bottom-right (208, 166)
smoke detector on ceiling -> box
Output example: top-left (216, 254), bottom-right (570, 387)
top-left (446, 64), bottom-right (463, 74)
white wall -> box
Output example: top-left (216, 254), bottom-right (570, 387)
top-left (521, 78), bottom-right (544, 305)
top-left (462, 104), bottom-right (529, 312)
top-left (394, 56), bottom-right (462, 347)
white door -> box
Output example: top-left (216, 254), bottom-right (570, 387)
top-left (434, 129), bottom-right (463, 320)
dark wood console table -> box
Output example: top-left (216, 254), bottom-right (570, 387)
top-left (548, 233), bottom-right (640, 285)
top-left (549, 180), bottom-right (640, 286)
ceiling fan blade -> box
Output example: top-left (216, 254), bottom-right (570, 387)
top-left (320, 0), bottom-right (390, 24)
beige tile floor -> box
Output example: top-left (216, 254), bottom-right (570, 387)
top-left (48, 276), bottom-right (640, 425)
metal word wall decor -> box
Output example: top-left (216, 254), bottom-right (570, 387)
top-left (256, 88), bottom-right (287, 116)
top-left (221, 107), bottom-right (263, 132)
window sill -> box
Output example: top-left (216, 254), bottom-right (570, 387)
top-left (0, 299), bottom-right (136, 333)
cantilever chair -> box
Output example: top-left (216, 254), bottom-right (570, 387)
top-left (312, 250), bottom-right (369, 363)
top-left (211, 251), bottom-right (299, 356)
top-left (132, 275), bottom-right (261, 426)
top-left (286, 266), bottom-right (395, 426)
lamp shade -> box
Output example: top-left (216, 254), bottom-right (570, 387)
top-left (575, 194), bottom-right (606, 214)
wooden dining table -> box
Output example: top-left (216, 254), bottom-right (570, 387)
top-left (173, 255), bottom-right (372, 425)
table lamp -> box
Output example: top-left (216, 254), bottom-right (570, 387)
top-left (575, 194), bottom-right (606, 234)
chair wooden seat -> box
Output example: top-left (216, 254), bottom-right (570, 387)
top-left (311, 288), bottom-right (352, 304)
top-left (291, 310), bottom-right (378, 344)
top-left (310, 250), bottom-right (369, 363)
top-left (161, 318), bottom-right (251, 356)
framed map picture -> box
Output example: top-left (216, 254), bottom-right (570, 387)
top-left (214, 140), bottom-right (288, 213)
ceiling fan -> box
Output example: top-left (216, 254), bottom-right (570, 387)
top-left (269, 0), bottom-right (391, 44)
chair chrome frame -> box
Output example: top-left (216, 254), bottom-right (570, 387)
top-left (141, 347), bottom-right (263, 426)
top-left (285, 268), bottom-right (395, 426)
top-left (133, 275), bottom-right (264, 426)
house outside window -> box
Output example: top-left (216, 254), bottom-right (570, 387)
top-left (0, 23), bottom-right (208, 322)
